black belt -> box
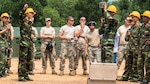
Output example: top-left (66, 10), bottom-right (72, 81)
top-left (89, 45), bottom-right (98, 48)
top-left (119, 44), bottom-right (126, 46)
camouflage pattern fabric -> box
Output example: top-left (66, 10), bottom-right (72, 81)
top-left (18, 9), bottom-right (34, 79)
top-left (121, 24), bottom-right (141, 80)
top-left (41, 41), bottom-right (56, 69)
top-left (137, 23), bottom-right (150, 82)
top-left (99, 14), bottom-right (118, 63)
top-left (74, 42), bottom-right (87, 70)
top-left (59, 42), bottom-right (75, 71)
top-left (88, 46), bottom-right (101, 63)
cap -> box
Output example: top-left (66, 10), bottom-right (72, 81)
top-left (87, 21), bottom-right (96, 26)
top-left (45, 18), bottom-right (51, 22)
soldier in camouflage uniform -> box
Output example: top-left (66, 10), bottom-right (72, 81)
top-left (74, 17), bottom-right (90, 75)
top-left (18, 4), bottom-right (35, 81)
top-left (0, 13), bottom-right (11, 78)
top-left (40, 18), bottom-right (57, 75)
top-left (85, 21), bottom-right (101, 63)
top-left (99, 3), bottom-right (118, 63)
top-left (58, 16), bottom-right (76, 76)
top-left (5, 16), bottom-right (14, 75)
top-left (26, 26), bottom-right (38, 75)
top-left (137, 10), bottom-right (150, 84)
top-left (120, 11), bottom-right (141, 82)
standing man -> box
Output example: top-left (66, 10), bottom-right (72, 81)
top-left (74, 17), bottom-right (90, 75)
top-left (0, 13), bottom-right (11, 78)
top-left (119, 11), bottom-right (141, 82)
top-left (137, 10), bottom-right (150, 84)
top-left (6, 15), bottom-right (14, 75)
top-left (99, 2), bottom-right (118, 63)
top-left (117, 17), bottom-right (132, 69)
top-left (58, 16), bottom-right (76, 76)
top-left (85, 21), bottom-right (101, 63)
top-left (18, 4), bottom-right (36, 81)
top-left (27, 26), bottom-right (38, 75)
top-left (40, 18), bottom-right (57, 75)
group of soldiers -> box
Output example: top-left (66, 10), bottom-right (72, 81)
top-left (0, 12), bottom-right (14, 78)
top-left (0, 3), bottom-right (150, 84)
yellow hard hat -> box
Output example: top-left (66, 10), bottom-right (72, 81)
top-left (142, 10), bottom-right (150, 18)
top-left (129, 11), bottom-right (140, 19)
top-left (0, 13), bottom-right (9, 18)
top-left (107, 5), bottom-right (117, 13)
top-left (25, 8), bottom-right (36, 14)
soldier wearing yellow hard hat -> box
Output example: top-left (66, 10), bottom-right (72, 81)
top-left (18, 4), bottom-right (36, 81)
top-left (99, 2), bottom-right (118, 63)
top-left (0, 12), bottom-right (11, 78)
top-left (119, 11), bottom-right (141, 82)
top-left (137, 10), bottom-right (150, 84)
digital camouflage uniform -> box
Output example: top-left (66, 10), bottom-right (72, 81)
top-left (59, 25), bottom-right (76, 73)
top-left (137, 23), bottom-right (150, 82)
top-left (121, 23), bottom-right (141, 81)
top-left (99, 12), bottom-right (118, 63)
top-left (0, 21), bottom-right (9, 77)
top-left (74, 25), bottom-right (89, 72)
top-left (18, 9), bottom-right (34, 80)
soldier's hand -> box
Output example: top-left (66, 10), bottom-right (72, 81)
top-left (126, 30), bottom-right (130, 35)
top-left (84, 51), bottom-right (88, 57)
top-left (101, 18), bottom-right (105, 24)
top-left (80, 22), bottom-right (85, 29)
top-left (6, 24), bottom-right (11, 30)
top-left (23, 4), bottom-right (28, 10)
top-left (145, 40), bottom-right (150, 45)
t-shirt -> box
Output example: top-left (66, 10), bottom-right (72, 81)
top-left (59, 25), bottom-right (75, 42)
top-left (86, 29), bottom-right (100, 46)
top-left (75, 25), bottom-right (90, 43)
top-left (117, 25), bottom-right (130, 45)
top-left (40, 26), bottom-right (55, 42)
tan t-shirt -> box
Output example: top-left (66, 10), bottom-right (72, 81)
top-left (117, 25), bottom-right (131, 45)
top-left (59, 25), bottom-right (75, 42)
top-left (75, 25), bottom-right (90, 43)
top-left (86, 29), bottom-right (100, 46)
top-left (40, 26), bottom-right (55, 42)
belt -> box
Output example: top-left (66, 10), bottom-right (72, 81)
top-left (89, 45), bottom-right (99, 48)
top-left (119, 44), bottom-right (126, 46)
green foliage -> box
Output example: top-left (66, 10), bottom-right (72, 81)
top-left (0, 0), bottom-right (150, 27)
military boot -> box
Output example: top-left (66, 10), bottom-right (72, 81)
top-left (83, 70), bottom-right (88, 75)
top-left (7, 69), bottom-right (13, 74)
top-left (28, 71), bottom-right (34, 75)
top-left (69, 70), bottom-right (75, 76)
top-left (52, 69), bottom-right (57, 75)
top-left (41, 69), bottom-right (46, 74)
top-left (74, 70), bottom-right (77, 75)
top-left (59, 71), bottom-right (64, 76)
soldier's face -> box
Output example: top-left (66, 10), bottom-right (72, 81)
top-left (26, 12), bottom-right (34, 19)
top-left (1, 16), bottom-right (9, 25)
top-left (89, 25), bottom-right (95, 30)
top-left (142, 16), bottom-right (150, 23)
top-left (79, 17), bottom-right (86, 24)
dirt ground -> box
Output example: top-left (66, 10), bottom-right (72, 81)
top-left (0, 58), bottom-right (143, 84)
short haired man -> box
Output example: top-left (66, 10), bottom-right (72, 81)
top-left (40, 18), bottom-right (57, 75)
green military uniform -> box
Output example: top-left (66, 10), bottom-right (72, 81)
top-left (18, 9), bottom-right (34, 81)
top-left (121, 23), bottom-right (141, 81)
top-left (0, 21), bottom-right (9, 77)
top-left (138, 23), bottom-right (150, 83)
top-left (99, 12), bottom-right (118, 63)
